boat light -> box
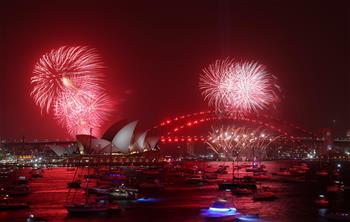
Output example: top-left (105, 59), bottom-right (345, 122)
top-left (209, 207), bottom-right (236, 212)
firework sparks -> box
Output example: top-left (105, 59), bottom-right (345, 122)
top-left (31, 46), bottom-right (104, 113)
top-left (199, 59), bottom-right (279, 114)
top-left (54, 91), bottom-right (113, 136)
top-left (30, 46), bottom-right (113, 137)
top-left (206, 126), bottom-right (280, 160)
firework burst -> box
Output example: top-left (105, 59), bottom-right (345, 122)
top-left (54, 91), bottom-right (113, 136)
top-left (31, 46), bottom-right (104, 113)
top-left (199, 59), bottom-right (279, 114)
top-left (30, 46), bottom-right (113, 137)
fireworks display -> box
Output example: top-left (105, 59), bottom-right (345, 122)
top-left (206, 126), bottom-right (281, 160)
top-left (30, 46), bottom-right (113, 137)
top-left (199, 59), bottom-right (279, 114)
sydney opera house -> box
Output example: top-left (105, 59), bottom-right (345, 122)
top-left (20, 120), bottom-right (161, 166)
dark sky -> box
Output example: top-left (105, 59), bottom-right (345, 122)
top-left (0, 0), bottom-right (349, 140)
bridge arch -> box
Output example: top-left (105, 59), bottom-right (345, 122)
top-left (150, 110), bottom-right (316, 144)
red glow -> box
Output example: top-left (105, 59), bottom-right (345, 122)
top-left (30, 46), bottom-right (113, 137)
top-left (199, 59), bottom-right (279, 113)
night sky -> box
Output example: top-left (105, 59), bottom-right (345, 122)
top-left (0, 1), bottom-right (349, 140)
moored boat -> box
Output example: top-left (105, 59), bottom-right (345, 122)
top-left (314, 195), bottom-right (328, 207)
top-left (323, 212), bottom-right (350, 221)
top-left (64, 202), bottom-right (120, 213)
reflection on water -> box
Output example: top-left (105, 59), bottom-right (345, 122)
top-left (0, 161), bottom-right (349, 222)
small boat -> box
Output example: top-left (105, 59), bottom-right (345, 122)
top-left (219, 177), bottom-right (257, 190)
top-left (0, 202), bottom-right (29, 210)
top-left (316, 170), bottom-right (328, 176)
top-left (246, 167), bottom-right (266, 173)
top-left (276, 168), bottom-right (292, 176)
top-left (139, 179), bottom-right (164, 190)
top-left (64, 202), bottom-right (120, 213)
top-left (333, 170), bottom-right (341, 176)
top-left (214, 166), bottom-right (229, 174)
top-left (314, 195), bottom-right (328, 207)
top-left (323, 212), bottom-right (350, 221)
top-left (16, 176), bottom-right (29, 184)
top-left (186, 175), bottom-right (207, 185)
top-left (87, 185), bottom-right (113, 194)
top-left (30, 169), bottom-right (43, 178)
top-left (109, 188), bottom-right (138, 200)
top-left (67, 180), bottom-right (81, 188)
top-left (6, 185), bottom-right (31, 196)
top-left (231, 188), bottom-right (252, 196)
top-left (135, 197), bottom-right (161, 203)
top-left (204, 173), bottom-right (218, 180)
top-left (253, 187), bottom-right (277, 201)
top-left (299, 163), bottom-right (309, 171)
top-left (26, 214), bottom-right (48, 222)
top-left (100, 172), bottom-right (126, 182)
top-left (0, 195), bottom-right (29, 210)
top-left (289, 167), bottom-right (306, 175)
top-left (327, 184), bottom-right (341, 193)
top-left (201, 198), bottom-right (239, 221)
top-left (84, 174), bottom-right (100, 179)
top-left (67, 167), bottom-right (76, 171)
top-left (252, 172), bottom-right (270, 180)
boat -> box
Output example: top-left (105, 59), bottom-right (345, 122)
top-left (108, 187), bottom-right (138, 200)
top-left (219, 177), bottom-right (257, 190)
top-left (139, 179), bottom-right (164, 190)
top-left (253, 191), bottom-right (277, 201)
top-left (314, 195), bottom-right (328, 207)
top-left (30, 169), bottom-right (44, 178)
top-left (245, 167), bottom-right (266, 173)
top-left (204, 173), bottom-right (218, 180)
top-left (26, 214), bottom-right (48, 222)
top-left (276, 168), bottom-right (292, 176)
top-left (87, 185), bottom-right (114, 194)
top-left (67, 167), bottom-right (76, 171)
top-left (84, 173), bottom-right (100, 179)
top-left (253, 186), bottom-right (277, 201)
top-left (327, 184), bottom-right (341, 193)
top-left (0, 195), bottom-right (29, 210)
top-left (64, 202), bottom-right (120, 213)
top-left (231, 188), bottom-right (253, 196)
top-left (100, 172), bottom-right (127, 182)
top-left (252, 172), bottom-right (270, 180)
top-left (186, 174), bottom-right (207, 185)
top-left (238, 214), bottom-right (260, 220)
top-left (67, 180), bottom-right (81, 188)
top-left (16, 176), bottom-right (29, 184)
top-left (214, 166), bottom-right (229, 174)
top-left (316, 170), bottom-right (328, 176)
top-left (289, 167), bottom-right (306, 175)
top-left (0, 202), bottom-right (29, 210)
top-left (323, 212), bottom-right (350, 221)
top-left (5, 185), bottom-right (31, 195)
top-left (135, 197), bottom-right (161, 203)
top-left (299, 163), bottom-right (309, 171)
top-left (200, 198), bottom-right (239, 221)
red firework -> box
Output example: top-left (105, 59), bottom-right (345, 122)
top-left (199, 59), bottom-right (279, 113)
top-left (54, 91), bottom-right (113, 136)
top-left (31, 46), bottom-right (104, 113)
top-left (30, 46), bottom-right (113, 137)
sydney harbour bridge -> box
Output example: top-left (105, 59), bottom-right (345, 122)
top-left (1, 110), bottom-right (350, 164)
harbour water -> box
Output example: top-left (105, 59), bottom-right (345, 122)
top-left (0, 161), bottom-right (349, 222)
